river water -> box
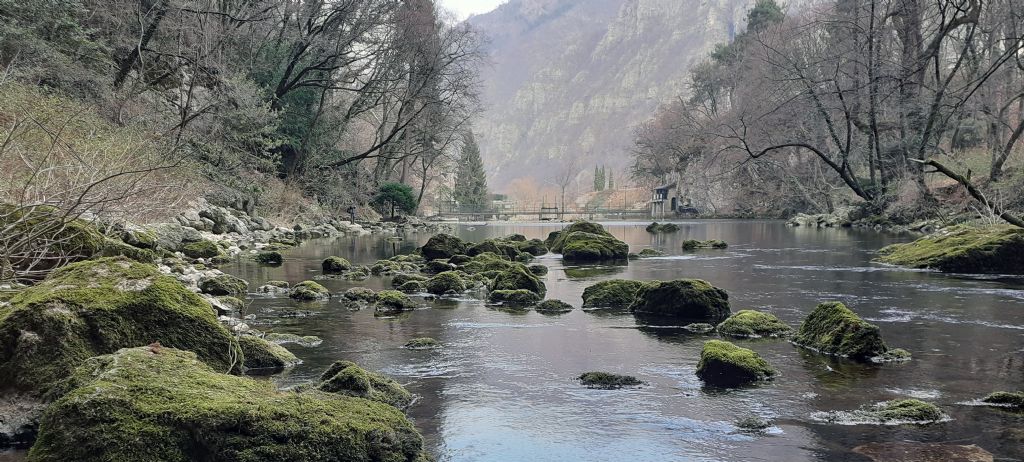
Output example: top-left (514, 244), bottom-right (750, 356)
top-left (6, 220), bottom-right (1020, 462)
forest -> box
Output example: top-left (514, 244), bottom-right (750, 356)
top-left (632, 0), bottom-right (1024, 224)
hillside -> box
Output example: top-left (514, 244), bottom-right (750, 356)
top-left (469, 0), bottom-right (754, 188)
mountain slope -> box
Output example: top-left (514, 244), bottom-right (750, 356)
top-left (469, 0), bottom-right (754, 188)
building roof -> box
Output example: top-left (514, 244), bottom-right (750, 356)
top-left (653, 183), bottom-right (676, 191)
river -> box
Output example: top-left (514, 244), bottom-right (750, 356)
top-left (224, 220), bottom-right (1024, 461)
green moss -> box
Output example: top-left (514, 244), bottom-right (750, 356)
top-left (30, 347), bottom-right (424, 461)
top-left (734, 416), bottom-right (772, 431)
top-left (199, 274), bottom-right (248, 296)
top-left (181, 240), bottom-right (222, 259)
top-left (629, 279), bottom-right (731, 321)
top-left (490, 265), bottom-right (545, 294)
top-left (392, 273), bottom-right (428, 288)
top-left (546, 222), bottom-right (629, 262)
top-left (424, 271), bottom-right (466, 295)
top-left (238, 335), bottom-right (298, 373)
top-left (375, 290), bottom-right (416, 313)
top-left (214, 296), bottom-right (244, 312)
top-left (527, 264), bottom-right (549, 276)
top-left (717, 310), bottom-right (791, 338)
top-left (318, 360), bottom-right (414, 409)
top-left (581, 279), bottom-right (651, 308)
top-left (0, 257), bottom-right (239, 396)
top-left (321, 256), bottom-right (351, 273)
top-left (517, 238), bottom-right (548, 256)
top-left (266, 280), bottom-right (289, 289)
top-left (343, 287), bottom-right (378, 302)
top-left (264, 333), bottom-right (323, 347)
top-left (682, 239), bottom-right (728, 250)
top-left (398, 281), bottom-right (424, 293)
top-left (488, 289), bottom-right (541, 306)
top-left (254, 251), bottom-right (283, 265)
top-left (467, 239), bottom-right (523, 260)
top-left (577, 372), bottom-right (643, 389)
top-left (981, 391), bottom-right (1024, 409)
top-left (122, 228), bottom-right (158, 249)
top-left (792, 302), bottom-right (888, 361)
top-left (535, 299), bottom-right (573, 313)
top-left (420, 234), bottom-right (468, 260)
top-left (696, 340), bottom-right (776, 387)
top-left (403, 338), bottom-right (440, 349)
top-left (876, 225), bottom-right (1024, 273)
top-left (289, 281), bottom-right (330, 301)
top-left (817, 399), bottom-right (946, 424)
top-left (459, 252), bottom-right (519, 274)
top-left (636, 248), bottom-right (665, 258)
top-left (645, 222), bottom-right (679, 233)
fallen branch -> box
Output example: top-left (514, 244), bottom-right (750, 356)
top-left (911, 158), bottom-right (1024, 228)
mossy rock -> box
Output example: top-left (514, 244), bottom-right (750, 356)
top-left (321, 256), bottom-right (351, 273)
top-left (0, 257), bottom-right (239, 396)
top-left (375, 290), bottom-right (416, 314)
top-left (717, 310), bottom-right (791, 338)
top-left (423, 260), bottom-right (456, 274)
top-left (398, 281), bottom-right (424, 293)
top-left (629, 279), bottom-right (730, 321)
top-left (391, 273), bottom-right (428, 288)
top-left (424, 271), bottom-right (466, 295)
top-left (816, 399), bottom-right (945, 424)
top-left (490, 265), bottom-right (545, 295)
top-left (120, 228), bottom-right (158, 249)
top-left (527, 264), bottom-right (549, 276)
top-left (239, 335), bottom-right (299, 373)
top-left (404, 338), bottom-right (440, 350)
top-left (577, 372), bottom-right (643, 389)
top-left (253, 251), bottom-right (283, 266)
top-left (317, 360), bottom-right (414, 409)
top-left (488, 289), bottom-right (541, 306)
top-left (535, 299), bottom-right (573, 313)
top-left (181, 240), bottom-right (222, 259)
top-left (581, 279), bottom-right (651, 308)
top-left (289, 281), bottom-right (330, 301)
top-left (343, 287), bottom-right (378, 302)
top-left (467, 239), bottom-right (523, 260)
top-left (199, 274), bottom-right (248, 296)
top-left (264, 333), bottom-right (323, 348)
top-left (266, 280), bottom-right (289, 289)
top-left (981, 391), bottom-right (1024, 409)
top-left (420, 234), bottom-right (468, 260)
top-left (517, 238), bottom-right (548, 256)
top-left (458, 252), bottom-right (519, 274)
top-left (214, 296), bottom-right (245, 313)
top-left (29, 347), bottom-right (425, 461)
top-left (792, 302), bottom-right (887, 361)
top-left (696, 340), bottom-right (776, 387)
top-left (682, 239), bottom-right (728, 250)
top-left (876, 225), bottom-right (1024, 273)
top-left (635, 248), bottom-right (665, 258)
top-left (645, 222), bottom-right (679, 233)
top-left (547, 221), bottom-right (629, 262)
top-left (448, 254), bottom-right (472, 265)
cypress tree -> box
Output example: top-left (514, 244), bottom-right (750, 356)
top-left (607, 170), bottom-right (614, 190)
top-left (454, 131), bottom-right (489, 211)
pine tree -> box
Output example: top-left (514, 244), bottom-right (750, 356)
top-left (593, 166), bottom-right (601, 191)
top-left (607, 170), bottom-right (614, 190)
top-left (454, 131), bottom-right (488, 211)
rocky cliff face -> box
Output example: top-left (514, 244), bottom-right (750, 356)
top-left (469, 0), bottom-right (754, 188)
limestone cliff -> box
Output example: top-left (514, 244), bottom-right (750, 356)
top-left (469, 0), bottom-right (754, 188)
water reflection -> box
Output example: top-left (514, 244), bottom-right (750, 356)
top-left (221, 220), bottom-right (1024, 462)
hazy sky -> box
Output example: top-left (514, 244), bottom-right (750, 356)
top-left (439, 0), bottom-right (506, 19)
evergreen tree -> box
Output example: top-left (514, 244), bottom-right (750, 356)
top-left (607, 170), bottom-right (614, 189)
top-left (454, 131), bottom-right (489, 211)
top-left (593, 166), bottom-right (601, 191)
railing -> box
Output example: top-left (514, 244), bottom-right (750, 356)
top-left (431, 203), bottom-right (652, 221)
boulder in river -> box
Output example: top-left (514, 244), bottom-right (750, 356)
top-left (629, 279), bottom-right (731, 321)
top-left (490, 265), bottom-right (545, 295)
top-left (577, 372), bottom-right (644, 389)
top-left (535, 299), bottom-right (574, 313)
top-left (0, 257), bottom-right (240, 396)
top-left (181, 239), bottom-right (222, 259)
top-left (374, 290), bottom-right (416, 315)
top-left (792, 302), bottom-right (888, 361)
top-left (645, 222), bottom-right (680, 233)
top-left (581, 279), bottom-right (651, 309)
top-left (681, 239), bottom-right (728, 250)
top-left (717, 310), bottom-right (791, 338)
top-left (238, 335), bottom-right (299, 373)
top-left (488, 289), bottom-right (541, 307)
top-left (403, 338), bottom-right (441, 350)
top-left (546, 221), bottom-right (629, 261)
top-left (876, 225), bottom-right (1024, 273)
top-left (696, 340), bottom-right (776, 387)
top-left (420, 233), bottom-right (468, 260)
top-left (321, 256), bottom-right (351, 273)
top-left (254, 250), bottom-right (283, 265)
top-left (424, 271), bottom-right (466, 295)
top-left (29, 347), bottom-right (425, 461)
top-left (980, 391), bottom-right (1024, 409)
top-left (316, 360), bottom-right (414, 409)
top-left (289, 280), bottom-right (330, 301)
top-left (199, 273), bottom-right (248, 296)
top-left (813, 399), bottom-right (946, 425)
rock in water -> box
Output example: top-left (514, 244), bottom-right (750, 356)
top-left (321, 256), bottom-right (351, 273)
top-left (547, 221), bottom-right (629, 261)
top-left (629, 279), bottom-right (730, 321)
top-left (535, 299), bottom-right (574, 313)
top-left (0, 257), bottom-right (239, 395)
top-left (980, 391), bottom-right (1024, 409)
top-left (420, 234), bottom-right (468, 260)
top-left (424, 271), bottom-right (466, 295)
top-left (814, 399), bottom-right (946, 425)
top-left (488, 289), bottom-right (541, 307)
top-left (577, 372), bottom-right (644, 389)
top-left (717, 310), bottom-right (791, 338)
top-left (317, 360), bottom-right (414, 409)
top-left (289, 280), bottom-right (330, 301)
top-left (792, 302), bottom-right (887, 361)
top-left (853, 442), bottom-right (993, 462)
top-left (238, 335), bottom-right (299, 373)
top-left (582, 279), bottom-right (651, 308)
top-left (29, 347), bottom-right (425, 461)
top-left (696, 340), bottom-right (776, 387)
top-left (876, 225), bottom-right (1024, 273)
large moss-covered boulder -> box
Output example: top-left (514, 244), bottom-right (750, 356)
top-left (876, 225), bottom-right (1024, 273)
top-left (490, 265), bottom-right (545, 295)
top-left (424, 271), bottom-right (466, 295)
top-left (717, 310), bottom-right (791, 338)
top-left (290, 280), bottom-right (331, 301)
top-left (645, 222), bottom-right (679, 233)
top-left (420, 234), bottom-right (468, 260)
top-left (696, 340), bottom-right (776, 387)
top-left (199, 274), bottom-right (248, 296)
top-left (815, 399), bottom-right (946, 425)
top-left (682, 239), bottom-right (728, 250)
top-left (488, 289), bottom-right (541, 306)
top-left (535, 299), bottom-right (574, 313)
top-left (29, 347), bottom-right (425, 461)
top-left (238, 335), bottom-right (299, 373)
top-left (467, 239), bottom-right (524, 260)
top-left (0, 257), bottom-right (239, 395)
top-left (254, 251), bottom-right (283, 265)
top-left (321, 256), bottom-right (351, 273)
top-left (518, 238), bottom-right (548, 256)
top-left (317, 360), bottom-right (413, 409)
top-left (458, 252), bottom-right (518, 274)
top-left (981, 391), bottom-right (1024, 409)
top-left (629, 279), bottom-right (730, 321)
top-left (581, 279), bottom-right (651, 308)
top-left (375, 290), bottom-right (416, 315)
top-left (547, 221), bottom-right (628, 261)
top-left (181, 239), bottom-right (222, 259)
top-left (792, 302), bottom-right (887, 361)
